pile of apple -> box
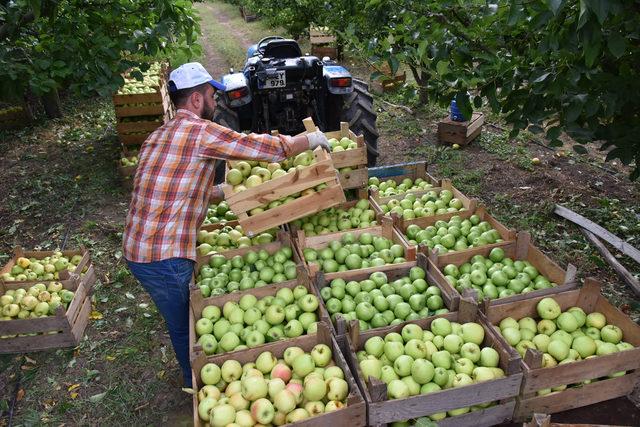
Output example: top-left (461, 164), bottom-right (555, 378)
top-left (202, 201), bottom-right (238, 225)
top-left (403, 215), bottom-right (504, 254)
top-left (1, 253), bottom-right (85, 282)
top-left (195, 248), bottom-right (298, 297)
top-left (357, 320), bottom-right (504, 419)
top-left (196, 225), bottom-right (277, 256)
top-left (0, 106), bottom-right (24, 116)
top-left (378, 189), bottom-right (465, 221)
top-left (320, 268), bottom-right (448, 331)
top-left (196, 347), bottom-right (350, 425)
top-left (226, 152), bottom-right (316, 191)
top-left (290, 199), bottom-right (377, 236)
top-left (117, 62), bottom-right (163, 95)
top-left (195, 287), bottom-right (321, 355)
top-left (368, 177), bottom-right (434, 197)
top-left (497, 297), bottom-right (634, 395)
top-left (0, 282), bottom-right (75, 321)
top-left (441, 248), bottom-right (558, 301)
top-left (328, 136), bottom-right (358, 152)
top-left (302, 232), bottom-right (407, 273)
top-left (120, 154), bottom-right (138, 167)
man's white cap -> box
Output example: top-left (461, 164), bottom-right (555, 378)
top-left (168, 62), bottom-right (226, 92)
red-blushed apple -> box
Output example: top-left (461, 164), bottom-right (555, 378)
top-left (250, 398), bottom-right (275, 424)
top-left (285, 382), bottom-right (304, 404)
top-left (270, 363), bottom-right (292, 383)
top-left (229, 393), bottom-right (250, 411)
top-left (241, 376), bottom-right (268, 401)
top-left (273, 389), bottom-right (297, 414)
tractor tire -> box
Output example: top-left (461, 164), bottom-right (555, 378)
top-left (211, 94), bottom-right (241, 185)
top-left (340, 79), bottom-right (379, 166)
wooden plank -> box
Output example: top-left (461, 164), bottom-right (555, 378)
top-left (435, 400), bottom-right (516, 427)
top-left (514, 372), bottom-right (640, 421)
top-left (0, 331), bottom-right (77, 354)
top-left (116, 120), bottom-right (163, 133)
top-left (114, 104), bottom-right (165, 118)
top-left (339, 167), bottom-right (368, 190)
top-left (554, 204), bottom-right (640, 264)
top-left (236, 181), bottom-right (346, 236)
top-left (1, 247), bottom-right (91, 285)
top-left (367, 161), bottom-right (440, 188)
top-left (580, 229), bottom-right (640, 297)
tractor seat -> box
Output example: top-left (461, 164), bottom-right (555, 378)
top-left (262, 40), bottom-right (303, 59)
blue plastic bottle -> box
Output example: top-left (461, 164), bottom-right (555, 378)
top-left (450, 99), bottom-right (466, 122)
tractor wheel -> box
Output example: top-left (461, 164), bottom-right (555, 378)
top-left (211, 94), bottom-right (241, 185)
top-left (340, 79), bottom-right (379, 166)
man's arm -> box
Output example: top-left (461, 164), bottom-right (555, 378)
top-left (199, 122), bottom-right (310, 162)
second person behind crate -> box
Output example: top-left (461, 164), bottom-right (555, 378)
top-left (122, 62), bottom-right (330, 388)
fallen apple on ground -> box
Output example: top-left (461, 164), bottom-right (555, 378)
top-left (441, 248), bottom-right (558, 301)
top-left (202, 201), bottom-right (237, 225)
top-left (194, 286), bottom-right (321, 355)
top-left (357, 320), bottom-right (502, 411)
top-left (290, 199), bottom-right (377, 236)
top-left (378, 189), bottom-right (465, 221)
top-left (195, 347), bottom-right (349, 424)
top-left (196, 225), bottom-right (277, 256)
top-left (495, 297), bottom-right (635, 395)
top-left (368, 176), bottom-right (434, 197)
top-left (302, 232), bottom-right (407, 273)
top-left (403, 214), bottom-right (504, 255)
top-left (1, 252), bottom-right (86, 282)
top-left (320, 268), bottom-right (448, 331)
top-left (195, 247), bottom-right (298, 297)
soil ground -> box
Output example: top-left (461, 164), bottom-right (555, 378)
top-left (0, 1), bottom-right (639, 425)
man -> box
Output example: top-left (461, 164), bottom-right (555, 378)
top-left (123, 62), bottom-right (329, 387)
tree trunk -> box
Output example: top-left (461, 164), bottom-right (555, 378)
top-left (409, 65), bottom-right (429, 104)
top-left (41, 88), bottom-right (62, 119)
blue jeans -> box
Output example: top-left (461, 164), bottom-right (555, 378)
top-left (127, 257), bottom-right (194, 387)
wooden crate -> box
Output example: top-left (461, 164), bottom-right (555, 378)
top-left (0, 265), bottom-right (96, 353)
top-left (370, 179), bottom-right (478, 228)
top-left (367, 161), bottom-right (440, 191)
top-left (393, 205), bottom-right (516, 257)
top-left (190, 322), bottom-right (367, 427)
top-left (314, 253), bottom-right (454, 336)
top-left (239, 5), bottom-right (258, 22)
top-left (221, 146), bottom-right (346, 236)
top-left (371, 72), bottom-right (407, 94)
top-left (310, 25), bottom-right (337, 45)
top-left (311, 45), bottom-right (340, 59)
top-left (481, 279), bottom-right (640, 421)
top-left (298, 119), bottom-right (368, 191)
top-left (191, 231), bottom-right (305, 304)
top-left (189, 272), bottom-right (327, 361)
top-left (438, 112), bottom-right (484, 146)
top-left (343, 298), bottom-right (522, 426)
top-left (1, 247), bottom-right (91, 286)
top-left (287, 198), bottom-right (381, 236)
top-left (0, 105), bottom-right (32, 130)
top-left (428, 231), bottom-right (578, 311)
top-left (116, 146), bottom-right (138, 190)
top-left (294, 217), bottom-right (416, 280)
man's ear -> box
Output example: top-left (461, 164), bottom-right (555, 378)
top-left (190, 91), bottom-right (202, 109)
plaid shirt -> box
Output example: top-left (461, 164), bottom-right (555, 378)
top-left (123, 109), bottom-right (296, 263)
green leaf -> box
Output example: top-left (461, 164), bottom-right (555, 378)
top-left (585, 0), bottom-right (609, 25)
top-left (546, 126), bottom-right (561, 140)
top-left (607, 33), bottom-right (626, 58)
top-left (29, 0), bottom-right (42, 19)
top-left (545, 0), bottom-right (563, 15)
top-left (532, 72), bottom-right (551, 84)
top-left (573, 144), bottom-right (588, 154)
top-left (436, 60), bottom-right (448, 76)
top-left (473, 95), bottom-right (483, 108)
top-left (578, 0), bottom-right (590, 29)
top-left (584, 41), bottom-right (601, 68)
top-left (455, 92), bottom-right (473, 121)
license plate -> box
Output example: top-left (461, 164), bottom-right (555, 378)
top-left (258, 71), bottom-right (286, 89)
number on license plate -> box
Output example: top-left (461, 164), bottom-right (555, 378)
top-left (260, 71), bottom-right (286, 88)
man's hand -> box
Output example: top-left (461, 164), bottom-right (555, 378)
top-left (306, 130), bottom-right (331, 152)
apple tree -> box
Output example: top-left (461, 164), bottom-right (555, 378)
top-left (0, 0), bottom-right (201, 118)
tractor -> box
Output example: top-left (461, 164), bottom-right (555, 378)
top-left (213, 36), bottom-right (379, 182)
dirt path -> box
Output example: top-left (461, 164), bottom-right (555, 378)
top-left (194, 3), bottom-right (233, 78)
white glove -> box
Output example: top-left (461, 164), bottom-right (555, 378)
top-left (306, 130), bottom-right (331, 152)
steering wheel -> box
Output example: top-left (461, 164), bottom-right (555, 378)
top-left (256, 36), bottom-right (285, 54)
